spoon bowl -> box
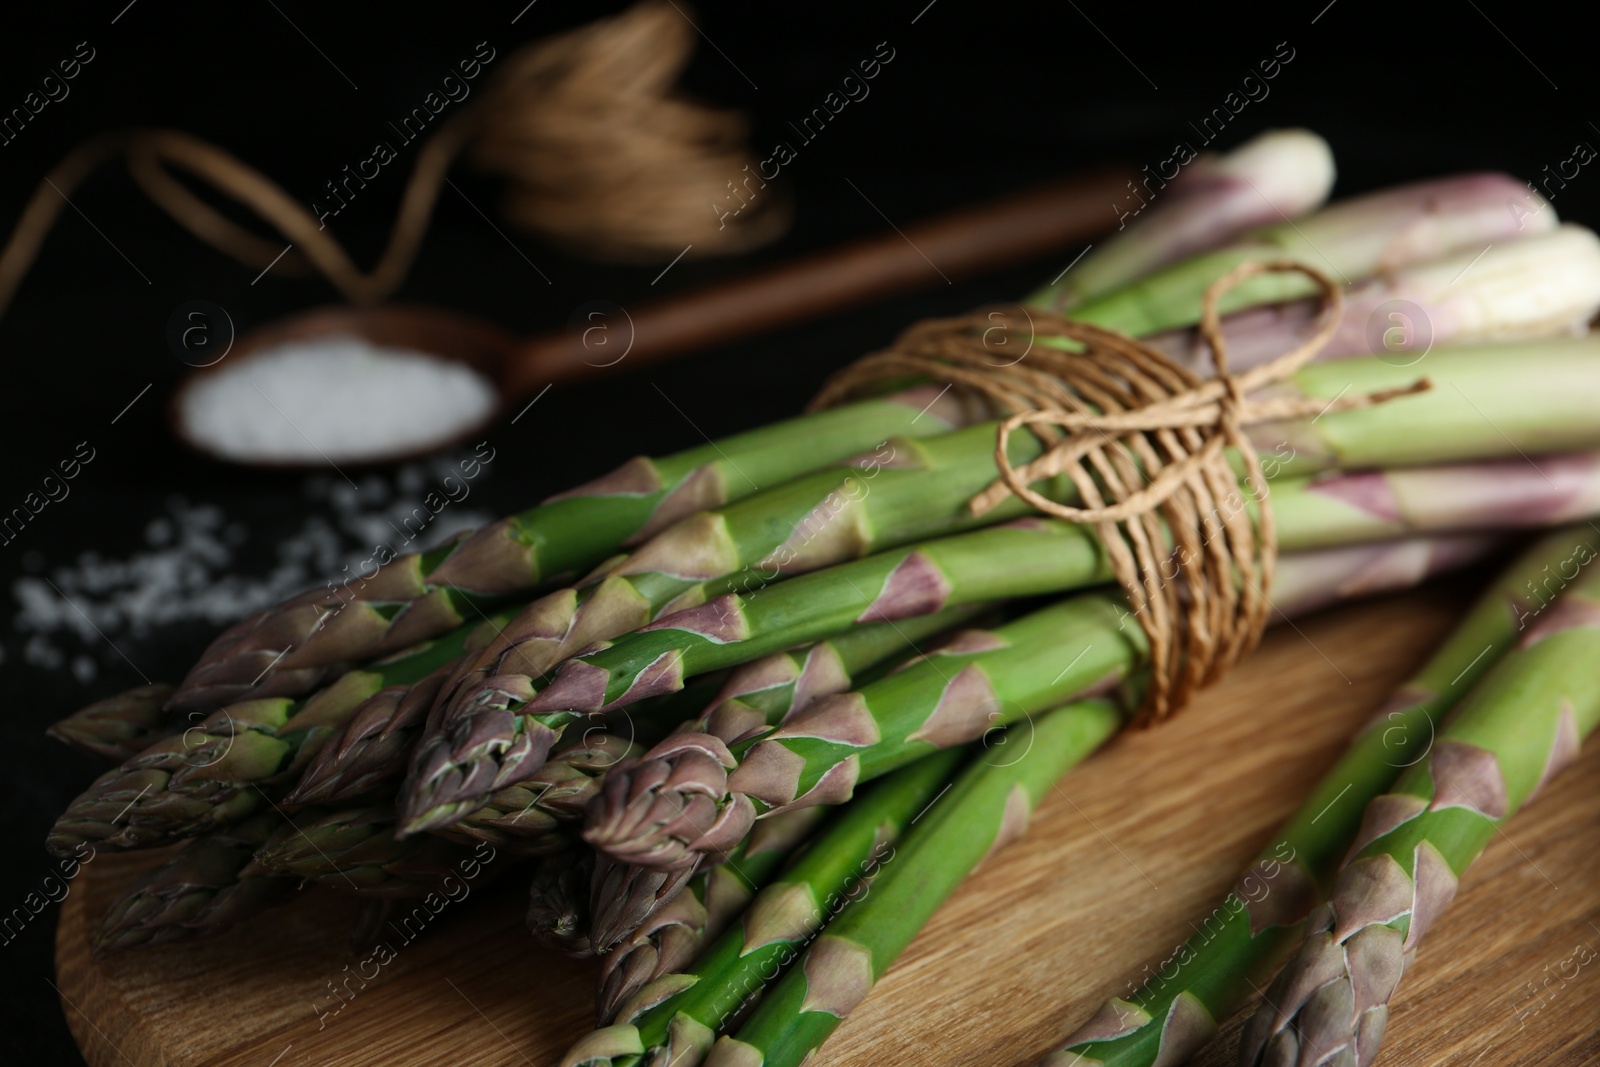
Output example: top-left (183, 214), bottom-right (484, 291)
top-left (170, 305), bottom-right (521, 469)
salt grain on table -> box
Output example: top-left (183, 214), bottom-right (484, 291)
top-left (9, 459), bottom-right (491, 686)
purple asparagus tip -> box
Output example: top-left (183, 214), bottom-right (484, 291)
top-left (395, 707), bottom-right (559, 836)
top-left (582, 734), bottom-right (756, 870)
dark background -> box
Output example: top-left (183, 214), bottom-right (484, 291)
top-left (0, 1), bottom-right (1591, 1062)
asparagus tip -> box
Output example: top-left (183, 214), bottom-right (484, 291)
top-left (395, 707), bottom-right (558, 836)
top-left (582, 744), bottom-right (754, 870)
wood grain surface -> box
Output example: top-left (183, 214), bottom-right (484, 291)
top-left (54, 582), bottom-right (1600, 1067)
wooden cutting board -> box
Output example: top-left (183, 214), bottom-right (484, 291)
top-left (55, 583), bottom-right (1600, 1066)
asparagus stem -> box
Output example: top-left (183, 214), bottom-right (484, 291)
top-left (706, 701), bottom-right (1125, 1067)
top-left (1240, 530), bottom-right (1600, 1067)
top-left (562, 749), bottom-right (967, 1067)
top-left (583, 535), bottom-right (1495, 871)
top-left (169, 390), bottom-right (981, 712)
top-left (1256, 336), bottom-right (1600, 472)
top-left (1262, 536), bottom-right (1495, 621)
top-left (1149, 224), bottom-right (1600, 373)
top-left (47, 614), bottom-right (510, 856)
top-left (1046, 524), bottom-right (1600, 1067)
top-left (47, 684), bottom-right (177, 763)
top-left (1266, 453), bottom-right (1600, 552)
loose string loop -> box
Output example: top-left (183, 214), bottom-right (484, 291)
top-left (811, 261), bottom-right (1429, 726)
top-left (0, 2), bottom-right (788, 321)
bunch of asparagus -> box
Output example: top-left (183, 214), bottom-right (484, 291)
top-left (44, 129), bottom-right (1600, 1066)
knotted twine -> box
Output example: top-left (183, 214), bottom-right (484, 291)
top-left (811, 262), bottom-right (1429, 727)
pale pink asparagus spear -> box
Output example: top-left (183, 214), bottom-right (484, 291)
top-left (1054, 128), bottom-right (1336, 308)
top-left (1149, 224), bottom-right (1600, 372)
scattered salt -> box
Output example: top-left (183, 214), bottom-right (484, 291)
top-left (178, 337), bottom-right (499, 463)
top-left (24, 634), bottom-right (64, 671)
top-left (10, 458), bottom-right (493, 687)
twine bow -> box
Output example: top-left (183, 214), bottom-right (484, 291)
top-left (812, 261), bottom-right (1429, 726)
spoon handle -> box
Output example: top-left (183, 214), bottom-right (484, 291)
top-left (502, 164), bottom-right (1130, 397)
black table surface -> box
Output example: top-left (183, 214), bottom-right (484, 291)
top-left (2, 2), bottom-right (1595, 1063)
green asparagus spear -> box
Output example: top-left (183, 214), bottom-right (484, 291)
top-left (284, 659), bottom-right (727, 811)
top-left (252, 804), bottom-right (483, 896)
top-left (1267, 454), bottom-right (1600, 551)
top-left (47, 684), bottom-right (176, 763)
top-left (280, 663), bottom-right (454, 809)
top-left (705, 700), bottom-right (1125, 1067)
top-left (1045, 525), bottom-right (1600, 1067)
top-left (563, 749), bottom-right (966, 1067)
top-left (1239, 531), bottom-right (1600, 1067)
top-left (595, 808), bottom-right (830, 1025)
top-left (170, 389), bottom-right (981, 712)
top-left (47, 613), bottom-right (510, 856)
top-left (435, 731), bottom-right (646, 856)
top-left (93, 812), bottom-right (294, 956)
top-left (581, 608), bottom-right (989, 985)
top-left (584, 535), bottom-right (1495, 870)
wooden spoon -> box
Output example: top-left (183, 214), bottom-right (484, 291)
top-left (170, 165), bottom-right (1128, 467)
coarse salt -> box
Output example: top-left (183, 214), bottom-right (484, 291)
top-left (179, 337), bottom-right (498, 463)
top-left (9, 458), bottom-right (493, 686)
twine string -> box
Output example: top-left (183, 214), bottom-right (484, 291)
top-left (0, 1), bottom-right (787, 321)
top-left (811, 261), bottom-right (1430, 726)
